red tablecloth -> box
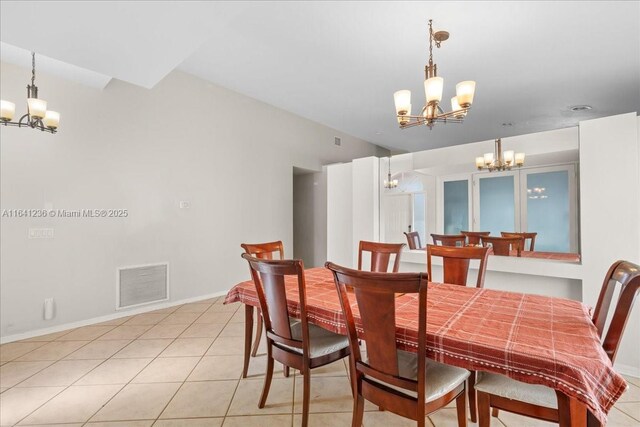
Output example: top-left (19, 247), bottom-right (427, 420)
top-left (225, 267), bottom-right (626, 424)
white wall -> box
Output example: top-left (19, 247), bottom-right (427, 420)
top-left (0, 61), bottom-right (386, 340)
top-left (326, 163), bottom-right (353, 267)
top-left (351, 157), bottom-right (380, 267)
top-left (579, 113), bottom-right (640, 375)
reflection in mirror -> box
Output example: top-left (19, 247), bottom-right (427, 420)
top-left (383, 149), bottom-right (580, 264)
top-left (381, 170), bottom-right (429, 249)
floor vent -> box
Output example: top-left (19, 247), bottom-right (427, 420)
top-left (117, 263), bottom-right (168, 309)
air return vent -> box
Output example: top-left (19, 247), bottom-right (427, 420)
top-left (117, 263), bottom-right (168, 309)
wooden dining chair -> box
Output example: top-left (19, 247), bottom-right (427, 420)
top-left (242, 254), bottom-right (350, 427)
top-left (427, 245), bottom-right (490, 288)
top-left (474, 260), bottom-right (640, 427)
top-left (240, 241), bottom-right (285, 376)
top-left (404, 231), bottom-right (423, 250)
top-left (501, 232), bottom-right (537, 251)
top-left (480, 235), bottom-right (523, 257)
top-left (358, 240), bottom-right (405, 272)
top-left (326, 262), bottom-right (470, 427)
top-left (431, 233), bottom-right (467, 247)
top-left (461, 231), bottom-right (491, 246)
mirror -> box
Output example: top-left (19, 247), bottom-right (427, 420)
top-left (380, 145), bottom-right (580, 264)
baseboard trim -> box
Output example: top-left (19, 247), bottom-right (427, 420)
top-left (0, 290), bottom-right (230, 344)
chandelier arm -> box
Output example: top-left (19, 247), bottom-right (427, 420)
top-left (399, 120), bottom-right (428, 129)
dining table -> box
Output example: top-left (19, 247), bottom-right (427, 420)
top-left (224, 267), bottom-right (627, 426)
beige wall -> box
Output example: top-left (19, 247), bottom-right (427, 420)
top-left (0, 61), bottom-right (387, 339)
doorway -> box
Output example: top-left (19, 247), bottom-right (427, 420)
top-left (293, 167), bottom-right (326, 267)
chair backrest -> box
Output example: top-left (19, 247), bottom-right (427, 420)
top-left (326, 262), bottom-right (428, 402)
top-left (241, 254), bottom-right (309, 355)
top-left (403, 231), bottom-right (422, 250)
top-left (427, 244), bottom-right (490, 288)
top-left (358, 241), bottom-right (405, 272)
top-left (501, 232), bottom-right (537, 251)
top-left (592, 260), bottom-right (640, 363)
top-left (241, 241), bottom-right (284, 260)
top-left (461, 231), bottom-right (491, 246)
top-left (430, 233), bottom-right (466, 247)
top-left (481, 235), bottom-right (523, 256)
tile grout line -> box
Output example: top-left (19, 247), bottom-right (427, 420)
top-left (152, 300), bottom-right (238, 425)
top-left (9, 323), bottom-right (132, 426)
top-left (6, 303), bottom-right (182, 426)
top-left (84, 302), bottom-right (213, 426)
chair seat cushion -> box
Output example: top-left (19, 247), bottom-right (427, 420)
top-left (281, 321), bottom-right (349, 358)
top-left (366, 350), bottom-right (470, 402)
top-left (474, 371), bottom-right (558, 409)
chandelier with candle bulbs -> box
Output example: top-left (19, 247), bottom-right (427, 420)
top-left (384, 157), bottom-right (398, 189)
top-left (1, 53), bottom-right (60, 134)
top-left (475, 139), bottom-right (525, 172)
top-left (393, 19), bottom-right (476, 129)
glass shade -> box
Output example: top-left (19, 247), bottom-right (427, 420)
top-left (394, 90), bottom-right (411, 115)
top-left (451, 96), bottom-right (461, 111)
top-left (1, 100), bottom-right (15, 121)
top-left (43, 110), bottom-right (60, 129)
top-left (483, 152), bottom-right (494, 165)
top-left (456, 81), bottom-right (476, 107)
top-left (515, 152), bottom-right (525, 166)
top-left (503, 150), bottom-right (515, 165)
top-left (424, 77), bottom-right (444, 103)
top-left (475, 157), bottom-right (485, 168)
top-left (451, 96), bottom-right (465, 118)
top-left (28, 98), bottom-right (47, 119)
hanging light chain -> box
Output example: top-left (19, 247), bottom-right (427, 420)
top-left (31, 52), bottom-right (36, 87)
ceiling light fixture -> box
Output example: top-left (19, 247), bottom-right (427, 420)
top-left (1, 52), bottom-right (60, 134)
top-left (475, 139), bottom-right (525, 172)
top-left (569, 105), bottom-right (592, 112)
top-left (384, 157), bottom-right (398, 189)
top-left (393, 19), bottom-right (476, 130)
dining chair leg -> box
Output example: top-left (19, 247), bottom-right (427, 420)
top-left (258, 344), bottom-right (274, 408)
top-left (283, 365), bottom-right (290, 377)
top-left (351, 393), bottom-right (365, 427)
top-left (491, 408), bottom-right (499, 417)
top-left (456, 389), bottom-right (467, 427)
top-left (587, 411), bottom-right (602, 427)
top-left (468, 371), bottom-right (478, 422)
top-left (251, 312), bottom-right (263, 357)
top-left (477, 391), bottom-right (491, 427)
top-left (242, 305), bottom-right (254, 378)
top-left (302, 367), bottom-right (311, 427)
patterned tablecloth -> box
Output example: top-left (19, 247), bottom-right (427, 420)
top-left (225, 267), bottom-right (626, 423)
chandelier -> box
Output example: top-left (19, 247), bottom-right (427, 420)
top-left (393, 19), bottom-right (476, 129)
top-left (1, 53), bottom-right (60, 134)
top-left (384, 157), bottom-right (398, 189)
top-left (475, 139), bottom-right (525, 172)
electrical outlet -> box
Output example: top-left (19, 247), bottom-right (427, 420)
top-left (179, 201), bottom-right (191, 209)
top-left (28, 228), bottom-right (54, 239)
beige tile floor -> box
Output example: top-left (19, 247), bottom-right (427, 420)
top-left (0, 299), bottom-right (638, 426)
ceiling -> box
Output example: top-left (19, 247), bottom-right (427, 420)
top-left (2, 1), bottom-right (639, 153)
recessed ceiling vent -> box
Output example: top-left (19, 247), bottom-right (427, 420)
top-left (117, 263), bottom-right (168, 309)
